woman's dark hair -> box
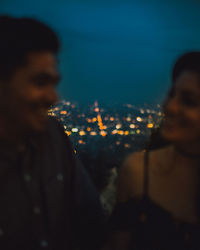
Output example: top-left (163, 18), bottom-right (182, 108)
top-left (146, 51), bottom-right (200, 150)
top-left (172, 51), bottom-right (200, 83)
top-left (0, 16), bottom-right (60, 81)
top-left (145, 127), bottom-right (170, 151)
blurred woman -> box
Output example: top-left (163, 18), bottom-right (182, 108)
top-left (104, 52), bottom-right (200, 250)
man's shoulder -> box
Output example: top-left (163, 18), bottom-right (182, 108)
top-left (44, 116), bottom-right (72, 151)
top-left (46, 116), bottom-right (68, 139)
top-left (47, 116), bottom-right (64, 132)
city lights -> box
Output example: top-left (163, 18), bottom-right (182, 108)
top-left (136, 117), bottom-right (142, 122)
top-left (49, 100), bottom-right (162, 151)
top-left (60, 110), bottom-right (67, 115)
top-left (130, 124), bottom-right (136, 129)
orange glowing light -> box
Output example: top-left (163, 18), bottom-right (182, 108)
top-left (90, 131), bottom-right (97, 136)
top-left (65, 130), bottom-right (71, 136)
top-left (147, 123), bottom-right (154, 128)
top-left (79, 131), bottom-right (86, 136)
top-left (118, 130), bottom-right (124, 135)
top-left (78, 140), bottom-right (86, 144)
top-left (100, 131), bottom-right (107, 137)
top-left (92, 118), bottom-right (97, 122)
top-left (112, 130), bottom-right (118, 135)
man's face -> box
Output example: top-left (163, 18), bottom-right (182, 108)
top-left (3, 51), bottom-right (60, 134)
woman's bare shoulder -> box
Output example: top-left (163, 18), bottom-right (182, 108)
top-left (117, 150), bottom-right (146, 202)
top-left (122, 151), bottom-right (145, 171)
top-left (150, 145), bottom-right (173, 158)
top-left (149, 145), bottom-right (174, 174)
top-left (117, 146), bottom-right (173, 202)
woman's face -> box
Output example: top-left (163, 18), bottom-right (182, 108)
top-left (161, 71), bottom-right (200, 145)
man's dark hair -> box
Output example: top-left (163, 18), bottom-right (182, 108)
top-left (0, 16), bottom-right (60, 81)
top-left (172, 51), bottom-right (200, 83)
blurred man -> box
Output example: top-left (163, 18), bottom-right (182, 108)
top-left (0, 16), bottom-right (104, 250)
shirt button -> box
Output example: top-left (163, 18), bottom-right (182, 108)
top-left (57, 173), bottom-right (63, 181)
top-left (24, 174), bottom-right (31, 182)
top-left (40, 240), bottom-right (48, 247)
top-left (33, 206), bottom-right (40, 214)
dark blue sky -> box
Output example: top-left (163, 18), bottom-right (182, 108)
top-left (1, 0), bottom-right (200, 104)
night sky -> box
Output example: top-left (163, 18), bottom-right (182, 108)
top-left (1, 0), bottom-right (200, 105)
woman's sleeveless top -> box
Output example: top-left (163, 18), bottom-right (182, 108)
top-left (109, 151), bottom-right (200, 250)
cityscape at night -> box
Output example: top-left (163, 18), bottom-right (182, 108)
top-left (49, 100), bottom-right (162, 155)
top-left (48, 100), bottom-right (163, 212)
top-left (1, 1), bottom-right (200, 248)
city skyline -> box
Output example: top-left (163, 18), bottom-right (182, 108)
top-left (50, 99), bottom-right (162, 140)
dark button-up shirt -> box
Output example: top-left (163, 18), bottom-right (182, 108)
top-left (0, 117), bottom-right (105, 250)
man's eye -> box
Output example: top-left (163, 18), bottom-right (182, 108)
top-left (35, 81), bottom-right (47, 86)
top-left (182, 97), bottom-right (198, 107)
top-left (31, 74), bottom-right (60, 87)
